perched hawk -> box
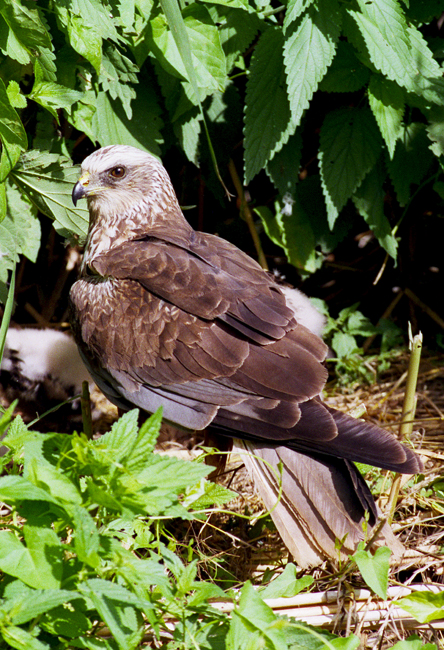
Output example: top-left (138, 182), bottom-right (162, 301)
top-left (70, 145), bottom-right (422, 567)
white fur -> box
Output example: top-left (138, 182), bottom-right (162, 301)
top-left (280, 286), bottom-right (326, 336)
top-left (2, 328), bottom-right (91, 399)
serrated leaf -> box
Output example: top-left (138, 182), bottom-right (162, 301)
top-left (319, 107), bottom-right (383, 228)
top-left (284, 0), bottom-right (341, 129)
top-left (79, 579), bottom-right (148, 649)
top-left (349, 0), bottom-right (412, 88)
top-left (91, 84), bottom-right (164, 156)
top-left (6, 80), bottom-right (26, 108)
top-left (386, 123), bottom-right (433, 206)
top-left (219, 7), bottom-right (261, 73)
top-left (10, 150), bottom-right (89, 238)
top-left (283, 0), bottom-right (315, 31)
top-left (100, 44), bottom-right (139, 119)
top-left (265, 131), bottom-right (303, 196)
top-left (405, 24), bottom-right (444, 105)
top-left (353, 544), bottom-right (391, 600)
top-left (353, 162), bottom-right (398, 259)
top-left (368, 75), bottom-right (404, 159)
top-left (0, 0), bottom-right (51, 67)
top-left (244, 27), bottom-right (293, 183)
top-left (29, 81), bottom-right (84, 120)
top-left (426, 105), bottom-right (444, 158)
top-left (0, 181), bottom-right (40, 289)
top-left (54, 5), bottom-right (102, 72)
top-left (135, 453), bottom-right (211, 491)
top-left (65, 505), bottom-right (101, 569)
top-left (398, 591), bottom-right (444, 624)
top-left (0, 76), bottom-right (27, 156)
top-left (9, 588), bottom-right (84, 626)
top-left (319, 41), bottom-right (370, 93)
top-left (173, 108), bottom-right (202, 165)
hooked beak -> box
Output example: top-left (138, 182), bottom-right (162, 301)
top-left (72, 171), bottom-right (90, 206)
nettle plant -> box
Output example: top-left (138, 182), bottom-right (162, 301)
top-left (0, 0), bottom-right (443, 295)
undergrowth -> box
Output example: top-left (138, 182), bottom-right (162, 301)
top-left (0, 402), bottom-right (439, 649)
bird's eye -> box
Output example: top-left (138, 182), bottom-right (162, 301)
top-left (109, 166), bottom-right (126, 178)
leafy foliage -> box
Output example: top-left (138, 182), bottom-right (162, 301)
top-left (0, 0), bottom-right (441, 288)
top-left (0, 407), bottom-right (373, 648)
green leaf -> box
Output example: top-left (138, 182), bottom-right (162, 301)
top-left (29, 81), bottom-right (84, 120)
top-left (69, 505), bottom-right (101, 569)
top-left (183, 478), bottom-right (237, 509)
top-left (227, 581), bottom-right (287, 650)
top-left (100, 44), bottom-right (139, 119)
top-left (426, 105), bottom-right (444, 158)
top-left (368, 75), bottom-right (404, 159)
top-left (319, 107), bottom-right (383, 228)
top-left (398, 591), bottom-right (444, 623)
top-left (256, 198), bottom-right (317, 272)
top-left (331, 331), bottom-right (358, 358)
top-left (0, 526), bottom-right (62, 589)
top-left (349, 0), bottom-right (412, 88)
top-left (173, 108), bottom-right (202, 165)
top-left (353, 544), bottom-right (391, 600)
top-left (40, 604), bottom-right (92, 638)
top-left (54, 5), bottom-right (102, 73)
top-left (0, 181), bottom-right (40, 291)
top-left (390, 635), bottom-right (437, 650)
top-left (319, 41), bottom-right (369, 93)
top-left (244, 27), bottom-right (293, 183)
top-left (6, 80), bottom-right (26, 108)
top-left (132, 453), bottom-right (211, 492)
top-left (386, 123), bottom-right (433, 206)
top-left (283, 0), bottom-right (341, 129)
top-left (219, 7), bottom-right (261, 73)
top-left (261, 564), bottom-right (313, 599)
top-left (0, 76), bottom-right (27, 168)
top-left (78, 579), bottom-right (148, 649)
top-left (285, 623), bottom-right (359, 649)
top-left (0, 625), bottom-right (49, 650)
top-left (10, 150), bottom-right (89, 238)
top-left (91, 85), bottom-right (164, 156)
top-left (266, 131), bottom-right (303, 196)
top-left (0, 474), bottom-right (61, 505)
top-left (352, 162), bottom-right (398, 259)
top-left (9, 587), bottom-right (84, 626)
top-left (0, 0), bottom-right (51, 65)
top-left (283, 0), bottom-right (315, 31)
top-left (152, 3), bottom-right (226, 101)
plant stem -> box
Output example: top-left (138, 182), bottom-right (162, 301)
top-left (228, 159), bottom-right (269, 270)
top-left (386, 330), bottom-right (422, 524)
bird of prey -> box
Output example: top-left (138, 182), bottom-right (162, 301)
top-left (70, 145), bottom-right (422, 567)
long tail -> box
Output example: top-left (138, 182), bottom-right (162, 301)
top-left (233, 440), bottom-right (406, 567)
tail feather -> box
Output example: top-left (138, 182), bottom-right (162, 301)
top-left (233, 440), bottom-right (405, 568)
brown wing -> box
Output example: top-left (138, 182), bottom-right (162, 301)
top-left (91, 232), bottom-right (304, 344)
top-left (70, 269), bottom-right (328, 431)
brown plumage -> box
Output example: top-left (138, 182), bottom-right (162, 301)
top-left (70, 145), bottom-right (422, 566)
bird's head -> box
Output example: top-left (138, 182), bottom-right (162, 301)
top-left (72, 145), bottom-right (180, 224)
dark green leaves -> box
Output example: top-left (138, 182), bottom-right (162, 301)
top-left (319, 107), bottom-right (383, 228)
top-left (244, 28), bottom-right (292, 184)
